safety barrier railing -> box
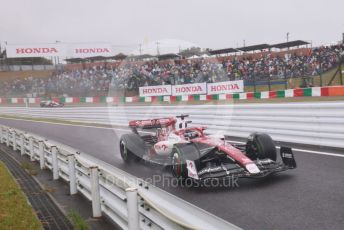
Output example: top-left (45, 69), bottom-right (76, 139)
top-left (0, 125), bottom-right (240, 230)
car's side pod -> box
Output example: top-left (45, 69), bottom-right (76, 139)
top-left (280, 147), bottom-right (297, 169)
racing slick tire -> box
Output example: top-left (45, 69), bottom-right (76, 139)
top-left (119, 134), bottom-right (145, 163)
top-left (246, 132), bottom-right (277, 161)
top-left (119, 135), bottom-right (139, 163)
top-left (171, 143), bottom-right (201, 180)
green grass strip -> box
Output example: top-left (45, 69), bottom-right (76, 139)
top-left (0, 162), bottom-right (42, 229)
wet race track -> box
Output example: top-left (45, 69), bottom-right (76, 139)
top-left (0, 117), bottom-right (343, 230)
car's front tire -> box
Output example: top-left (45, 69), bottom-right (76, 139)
top-left (246, 132), bottom-right (277, 161)
top-left (171, 144), bottom-right (200, 180)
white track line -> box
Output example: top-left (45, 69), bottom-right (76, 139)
top-left (227, 140), bottom-right (344, 158)
top-left (289, 148), bottom-right (344, 158)
top-left (1, 116), bottom-right (343, 158)
top-left (0, 116), bottom-right (115, 130)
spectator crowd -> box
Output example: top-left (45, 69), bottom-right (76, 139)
top-left (0, 44), bottom-right (343, 97)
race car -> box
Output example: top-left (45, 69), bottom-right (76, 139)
top-left (40, 100), bottom-right (64, 108)
top-left (119, 115), bottom-right (296, 182)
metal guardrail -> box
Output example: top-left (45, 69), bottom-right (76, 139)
top-left (0, 125), bottom-right (240, 230)
top-left (0, 101), bottom-right (344, 148)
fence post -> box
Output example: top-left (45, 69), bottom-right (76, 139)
top-left (39, 141), bottom-right (45, 169)
top-left (52, 146), bottom-right (59, 180)
top-left (340, 64), bottom-right (343, 85)
top-left (268, 76), bottom-right (271, 91)
top-left (67, 154), bottom-right (77, 195)
top-left (253, 74), bottom-right (257, 92)
top-left (126, 188), bottom-right (140, 230)
top-left (29, 137), bottom-right (34, 161)
top-left (6, 129), bottom-right (10, 147)
top-left (90, 166), bottom-right (101, 218)
top-left (284, 70), bottom-right (288, 89)
top-left (20, 134), bottom-right (25, 156)
top-left (12, 131), bottom-right (17, 151)
top-left (0, 127), bottom-right (3, 144)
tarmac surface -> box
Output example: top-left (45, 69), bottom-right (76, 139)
top-left (0, 117), bottom-right (343, 230)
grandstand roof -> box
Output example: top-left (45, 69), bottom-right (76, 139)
top-left (158, 53), bottom-right (180, 60)
top-left (236, 44), bottom-right (271, 52)
top-left (65, 58), bottom-right (85, 63)
top-left (85, 56), bottom-right (107, 61)
top-left (62, 39), bottom-right (312, 63)
top-left (271, 40), bottom-right (309, 49)
top-left (209, 48), bottom-right (239, 55)
top-left (131, 54), bottom-right (156, 60)
top-left (110, 53), bottom-right (127, 60)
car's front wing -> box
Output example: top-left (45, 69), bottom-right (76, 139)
top-left (194, 146), bottom-right (297, 182)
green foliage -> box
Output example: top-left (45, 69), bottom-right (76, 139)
top-left (179, 46), bottom-right (202, 57)
top-left (67, 209), bottom-right (90, 230)
top-left (0, 162), bottom-right (42, 230)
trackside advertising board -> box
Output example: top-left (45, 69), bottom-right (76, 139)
top-left (5, 43), bottom-right (114, 58)
top-left (139, 81), bottom-right (243, 96)
top-left (172, 83), bottom-right (207, 96)
top-left (207, 80), bottom-right (244, 95)
top-left (139, 85), bottom-right (172, 97)
top-left (69, 44), bottom-right (114, 58)
top-left (6, 44), bottom-right (65, 58)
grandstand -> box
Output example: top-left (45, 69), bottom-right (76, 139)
top-left (0, 41), bottom-right (343, 98)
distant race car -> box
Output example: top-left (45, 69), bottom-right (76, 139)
top-left (40, 100), bottom-right (64, 107)
top-left (120, 115), bottom-right (296, 182)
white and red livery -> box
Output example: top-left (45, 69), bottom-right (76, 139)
top-left (120, 115), bottom-right (296, 182)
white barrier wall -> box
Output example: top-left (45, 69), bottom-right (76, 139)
top-left (0, 101), bottom-right (343, 148)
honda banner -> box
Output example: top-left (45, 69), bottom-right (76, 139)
top-left (6, 44), bottom-right (65, 58)
top-left (139, 85), bottom-right (172, 97)
top-left (68, 44), bottom-right (114, 58)
top-left (207, 80), bottom-right (244, 95)
top-left (172, 83), bottom-right (207, 96)
top-left (5, 43), bottom-right (115, 58)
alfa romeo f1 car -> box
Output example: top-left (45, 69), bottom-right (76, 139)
top-left (40, 100), bottom-right (64, 107)
top-left (120, 115), bottom-right (296, 182)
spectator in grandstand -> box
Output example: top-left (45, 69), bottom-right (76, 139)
top-left (0, 43), bottom-right (342, 97)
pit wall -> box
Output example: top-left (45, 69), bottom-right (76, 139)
top-left (1, 86), bottom-right (344, 105)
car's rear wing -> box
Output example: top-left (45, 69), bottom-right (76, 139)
top-left (129, 117), bottom-right (177, 130)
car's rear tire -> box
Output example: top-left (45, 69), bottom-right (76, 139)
top-left (246, 132), bottom-right (277, 161)
top-left (119, 138), bottom-right (136, 163)
top-left (171, 144), bottom-right (200, 180)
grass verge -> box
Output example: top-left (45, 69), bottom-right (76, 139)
top-left (67, 209), bottom-right (90, 230)
top-left (21, 161), bottom-right (38, 176)
top-left (0, 161), bottom-right (42, 230)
